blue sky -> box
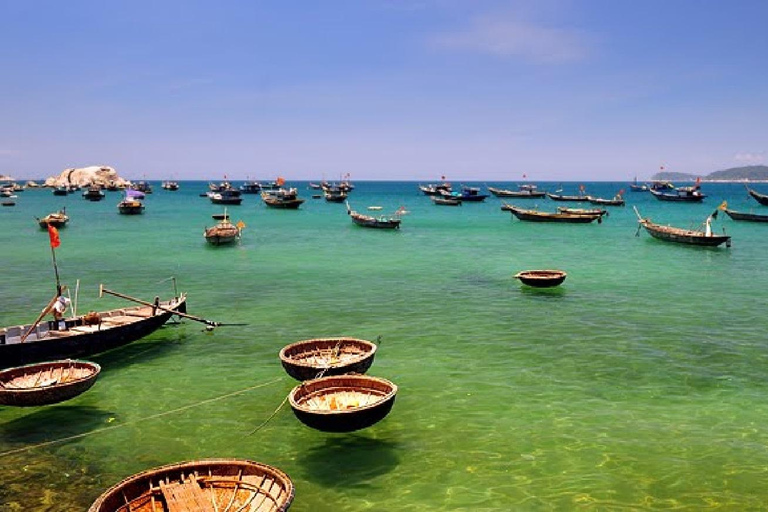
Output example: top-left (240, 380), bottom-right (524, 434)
top-left (1, 0), bottom-right (766, 181)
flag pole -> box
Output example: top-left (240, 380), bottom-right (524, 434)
top-left (50, 241), bottom-right (61, 295)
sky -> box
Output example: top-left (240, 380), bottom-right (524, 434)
top-left (1, 0), bottom-right (767, 181)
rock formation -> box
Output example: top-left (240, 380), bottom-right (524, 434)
top-left (43, 166), bottom-right (131, 188)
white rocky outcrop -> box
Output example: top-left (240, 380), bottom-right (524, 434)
top-left (44, 166), bottom-right (130, 188)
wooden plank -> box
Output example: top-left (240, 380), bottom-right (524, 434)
top-left (159, 478), bottom-right (211, 512)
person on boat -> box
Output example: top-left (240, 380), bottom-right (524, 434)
top-left (51, 295), bottom-right (71, 329)
top-left (705, 215), bottom-right (713, 237)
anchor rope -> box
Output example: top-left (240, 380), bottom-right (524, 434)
top-left (0, 376), bottom-right (284, 458)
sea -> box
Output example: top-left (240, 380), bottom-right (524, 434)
top-left (1, 180), bottom-right (768, 511)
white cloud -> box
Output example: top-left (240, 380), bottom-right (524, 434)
top-left (428, 16), bottom-right (590, 63)
top-left (734, 152), bottom-right (766, 164)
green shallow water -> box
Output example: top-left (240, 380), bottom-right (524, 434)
top-left (1, 181), bottom-right (768, 511)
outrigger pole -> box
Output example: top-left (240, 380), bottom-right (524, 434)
top-left (99, 285), bottom-right (246, 328)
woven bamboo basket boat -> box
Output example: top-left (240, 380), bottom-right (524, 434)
top-left (289, 374), bottom-right (397, 432)
top-left (514, 270), bottom-right (567, 288)
top-left (279, 337), bottom-right (377, 381)
top-left (88, 459), bottom-right (294, 512)
top-left (0, 360), bottom-right (100, 406)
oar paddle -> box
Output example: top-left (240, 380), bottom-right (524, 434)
top-left (99, 285), bottom-right (245, 328)
top-left (20, 287), bottom-right (67, 343)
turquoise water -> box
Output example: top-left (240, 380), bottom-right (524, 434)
top-left (1, 181), bottom-right (768, 511)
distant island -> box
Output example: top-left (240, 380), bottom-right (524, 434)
top-left (652, 165), bottom-right (768, 182)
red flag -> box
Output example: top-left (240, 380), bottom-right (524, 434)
top-left (47, 224), bottom-right (60, 248)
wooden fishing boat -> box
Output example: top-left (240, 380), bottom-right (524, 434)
top-left (431, 196), bottom-right (461, 206)
top-left (1, 200), bottom-right (15, 207)
top-left (209, 189), bottom-right (243, 205)
top-left (419, 183), bottom-right (452, 196)
top-left (161, 181), bottom-right (179, 191)
top-left (488, 184), bottom-right (546, 198)
top-left (204, 217), bottom-right (241, 245)
top-left (723, 208), bottom-right (768, 223)
top-left (546, 192), bottom-right (589, 202)
top-left (279, 337), bottom-right (377, 381)
top-left (347, 202), bottom-right (401, 229)
top-left (88, 458), bottom-right (294, 512)
top-left (82, 185), bottom-right (105, 201)
top-left (323, 187), bottom-right (348, 202)
top-left (746, 186), bottom-right (768, 206)
top-left (556, 206), bottom-right (607, 217)
top-left (0, 293), bottom-right (187, 369)
top-left (117, 198), bottom-right (145, 215)
top-left (635, 209), bottom-right (730, 247)
top-left (52, 186), bottom-right (70, 196)
top-left (587, 195), bottom-right (625, 206)
top-left (650, 186), bottom-right (705, 202)
top-left (211, 213), bottom-right (229, 220)
top-left (503, 204), bottom-right (602, 223)
top-left (514, 270), bottom-right (567, 288)
top-left (37, 209), bottom-right (69, 228)
top-left (261, 188), bottom-right (305, 209)
top-left (239, 180), bottom-right (262, 193)
top-left (0, 359), bottom-right (100, 406)
top-left (289, 374), bottom-right (397, 432)
top-left (441, 186), bottom-right (488, 202)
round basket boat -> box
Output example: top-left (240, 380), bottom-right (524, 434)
top-left (514, 269), bottom-right (567, 288)
top-left (279, 337), bottom-right (377, 381)
top-left (289, 374), bottom-right (397, 433)
top-left (88, 459), bottom-right (294, 512)
top-left (0, 360), bottom-right (101, 407)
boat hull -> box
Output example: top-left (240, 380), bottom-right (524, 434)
top-left (289, 375), bottom-right (397, 432)
top-left (640, 221), bottom-right (730, 247)
top-left (279, 337), bottom-right (377, 381)
top-left (747, 188), bottom-right (768, 206)
top-left (0, 297), bottom-right (187, 369)
top-left (724, 209), bottom-right (768, 222)
top-left (88, 459), bottom-right (294, 512)
top-left (514, 270), bottom-right (567, 288)
top-left (0, 360), bottom-right (100, 406)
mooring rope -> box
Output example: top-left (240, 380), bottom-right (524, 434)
top-left (0, 376), bottom-right (284, 458)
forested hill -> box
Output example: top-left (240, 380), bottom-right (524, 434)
top-left (652, 165), bottom-right (768, 181)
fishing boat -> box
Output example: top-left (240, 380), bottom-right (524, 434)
top-left (723, 209), bottom-right (768, 223)
top-left (650, 180), bottom-right (675, 190)
top-left (37, 209), bottom-right (69, 228)
top-left (650, 186), bottom-right (705, 202)
top-left (289, 374), bottom-right (398, 432)
top-left (209, 188), bottom-right (243, 205)
top-left (117, 190), bottom-right (146, 215)
top-left (546, 192), bottom-right (590, 202)
top-left (82, 185), bottom-right (105, 202)
top-left (488, 184), bottom-right (546, 198)
top-left (0, 289), bottom-right (188, 369)
top-left (441, 186), bottom-right (489, 202)
top-left (635, 208), bottom-right (730, 247)
top-left (418, 182), bottom-right (452, 196)
top-left (629, 178), bottom-right (649, 192)
top-left (204, 214), bottom-right (242, 245)
top-left (514, 270), bottom-right (567, 288)
top-left (239, 180), bottom-right (262, 194)
top-left (746, 186), bottom-right (768, 206)
top-left (133, 181), bottom-right (153, 194)
top-left (161, 180), bottom-right (179, 191)
top-left (279, 337), bottom-right (378, 381)
top-left (587, 195), bottom-right (625, 206)
top-left (52, 186), bottom-right (70, 196)
top-left (431, 196), bottom-right (461, 206)
top-left (1, 200), bottom-right (15, 207)
top-left (88, 459), bottom-right (294, 512)
top-left (261, 188), bottom-right (305, 209)
top-left (556, 206), bottom-right (607, 218)
top-left (503, 204), bottom-right (602, 223)
top-left (347, 202), bottom-right (402, 229)
top-left (0, 360), bottom-right (100, 406)
top-left (323, 186), bottom-right (347, 203)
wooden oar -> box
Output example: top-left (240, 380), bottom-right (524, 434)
top-left (99, 285), bottom-right (243, 327)
top-left (20, 287), bottom-right (67, 343)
